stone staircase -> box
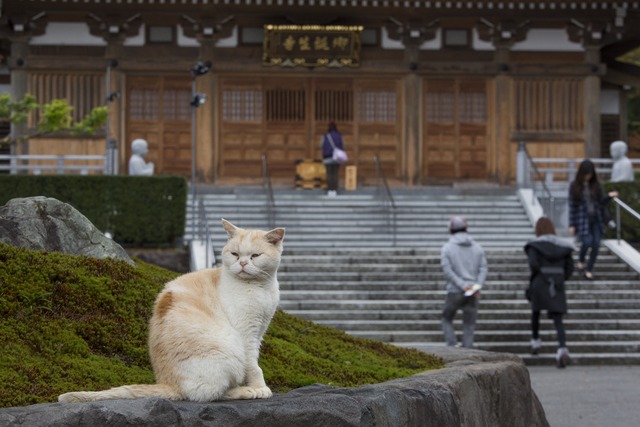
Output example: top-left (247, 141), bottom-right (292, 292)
top-left (185, 186), bottom-right (533, 249)
top-left (185, 186), bottom-right (640, 365)
top-left (278, 248), bottom-right (640, 366)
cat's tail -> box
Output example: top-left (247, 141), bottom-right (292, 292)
top-left (58, 383), bottom-right (182, 403)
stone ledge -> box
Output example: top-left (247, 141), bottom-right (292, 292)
top-left (0, 348), bottom-right (548, 427)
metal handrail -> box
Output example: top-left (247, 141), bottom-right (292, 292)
top-left (197, 196), bottom-right (215, 268)
top-left (612, 197), bottom-right (640, 244)
top-left (373, 155), bottom-right (396, 209)
top-left (261, 154), bottom-right (276, 228)
top-left (519, 141), bottom-right (558, 224)
top-left (0, 154), bottom-right (108, 175)
top-left (373, 155), bottom-right (397, 246)
top-left (520, 142), bottom-right (554, 205)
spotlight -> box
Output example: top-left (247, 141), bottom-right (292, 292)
top-left (107, 91), bottom-right (120, 102)
top-left (191, 61), bottom-right (212, 77)
top-left (191, 93), bottom-right (207, 107)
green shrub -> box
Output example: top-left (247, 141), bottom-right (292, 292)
top-left (0, 175), bottom-right (187, 245)
top-left (0, 242), bottom-right (444, 408)
top-left (604, 174), bottom-right (640, 243)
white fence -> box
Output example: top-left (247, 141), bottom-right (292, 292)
top-left (0, 153), bottom-right (116, 175)
top-left (527, 157), bottom-right (640, 186)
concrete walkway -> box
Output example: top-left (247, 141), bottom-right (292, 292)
top-left (528, 365), bottom-right (640, 427)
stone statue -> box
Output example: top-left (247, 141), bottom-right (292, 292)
top-left (609, 140), bottom-right (634, 182)
top-left (128, 138), bottom-right (155, 176)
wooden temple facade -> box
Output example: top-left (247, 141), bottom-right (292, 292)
top-left (2, 0), bottom-right (640, 185)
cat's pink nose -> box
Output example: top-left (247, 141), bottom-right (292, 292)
top-left (240, 260), bottom-right (248, 267)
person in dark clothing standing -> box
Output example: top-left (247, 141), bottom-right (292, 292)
top-left (568, 159), bottom-right (618, 280)
top-left (321, 121), bottom-right (345, 197)
top-left (525, 217), bottom-right (575, 368)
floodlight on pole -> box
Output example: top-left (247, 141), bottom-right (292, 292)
top-left (190, 60), bottom-right (211, 202)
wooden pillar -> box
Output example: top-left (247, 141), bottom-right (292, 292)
top-left (105, 44), bottom-right (124, 172)
top-left (8, 37), bottom-right (29, 155)
top-left (404, 43), bottom-right (421, 185)
top-left (197, 42), bottom-right (215, 183)
top-left (584, 46), bottom-right (602, 158)
top-left (494, 46), bottom-right (512, 184)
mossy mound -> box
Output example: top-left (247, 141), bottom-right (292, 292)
top-left (0, 242), bottom-right (444, 408)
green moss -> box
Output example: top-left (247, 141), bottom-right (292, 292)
top-left (0, 242), bottom-right (443, 408)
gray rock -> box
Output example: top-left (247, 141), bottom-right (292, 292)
top-left (0, 196), bottom-right (133, 265)
top-left (0, 349), bottom-right (548, 427)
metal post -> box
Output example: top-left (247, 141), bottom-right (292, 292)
top-left (616, 202), bottom-right (621, 244)
top-left (105, 62), bottom-right (111, 167)
top-left (191, 77), bottom-right (197, 203)
top-left (516, 141), bottom-right (528, 188)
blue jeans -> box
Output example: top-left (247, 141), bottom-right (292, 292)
top-left (579, 219), bottom-right (602, 273)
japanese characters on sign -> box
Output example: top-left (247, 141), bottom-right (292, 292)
top-left (263, 25), bottom-right (363, 68)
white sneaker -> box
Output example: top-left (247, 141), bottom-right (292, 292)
top-left (531, 338), bottom-right (541, 355)
top-left (327, 190), bottom-right (337, 197)
top-left (556, 347), bottom-right (571, 368)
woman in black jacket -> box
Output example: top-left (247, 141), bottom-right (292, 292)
top-left (524, 217), bottom-right (575, 368)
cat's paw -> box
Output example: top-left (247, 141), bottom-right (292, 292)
top-left (224, 386), bottom-right (272, 400)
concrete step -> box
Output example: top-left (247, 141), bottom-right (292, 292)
top-left (347, 330), bottom-right (640, 344)
top-left (285, 309), bottom-right (640, 321)
top-left (279, 299), bottom-right (640, 311)
top-left (279, 289), bottom-right (640, 301)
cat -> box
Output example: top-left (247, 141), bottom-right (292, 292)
top-left (58, 218), bottom-right (285, 403)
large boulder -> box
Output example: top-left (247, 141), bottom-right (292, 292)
top-left (0, 348), bottom-right (548, 427)
top-left (0, 196), bottom-right (133, 265)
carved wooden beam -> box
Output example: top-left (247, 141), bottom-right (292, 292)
top-left (384, 17), bottom-right (439, 46)
top-left (0, 11), bottom-right (48, 38)
top-left (567, 18), bottom-right (625, 48)
top-left (86, 13), bottom-right (143, 43)
top-left (476, 18), bottom-right (530, 46)
top-left (179, 14), bottom-right (235, 43)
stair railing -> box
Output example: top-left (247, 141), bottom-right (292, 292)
top-left (373, 155), bottom-right (397, 246)
top-left (517, 141), bottom-right (556, 223)
top-left (261, 154), bottom-right (276, 229)
top-left (612, 197), bottom-right (640, 244)
top-left (196, 195), bottom-right (215, 268)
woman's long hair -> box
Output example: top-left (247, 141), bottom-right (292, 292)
top-left (570, 159), bottom-right (602, 201)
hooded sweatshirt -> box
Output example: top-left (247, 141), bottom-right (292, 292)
top-left (524, 234), bottom-right (575, 313)
top-left (440, 232), bottom-right (488, 294)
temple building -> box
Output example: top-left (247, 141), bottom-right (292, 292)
top-left (1, 0), bottom-right (639, 185)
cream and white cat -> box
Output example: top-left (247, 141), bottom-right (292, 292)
top-left (59, 219), bottom-right (285, 403)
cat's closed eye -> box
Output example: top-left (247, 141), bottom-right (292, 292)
top-left (231, 252), bottom-right (239, 258)
top-left (251, 254), bottom-right (261, 259)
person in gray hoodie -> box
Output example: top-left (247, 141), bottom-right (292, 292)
top-left (440, 216), bottom-right (488, 348)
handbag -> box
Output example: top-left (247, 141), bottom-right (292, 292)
top-left (327, 133), bottom-right (348, 164)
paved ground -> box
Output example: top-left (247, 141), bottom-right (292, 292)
top-left (527, 365), bottom-right (640, 427)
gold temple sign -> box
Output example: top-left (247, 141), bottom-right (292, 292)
top-left (263, 25), bottom-right (363, 68)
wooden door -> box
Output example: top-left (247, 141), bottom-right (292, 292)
top-left (218, 76), bottom-right (401, 183)
top-left (423, 79), bottom-right (487, 181)
top-left (126, 76), bottom-right (191, 175)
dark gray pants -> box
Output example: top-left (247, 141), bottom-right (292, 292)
top-left (442, 291), bottom-right (478, 348)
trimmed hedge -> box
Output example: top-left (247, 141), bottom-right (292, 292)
top-left (603, 173), bottom-right (640, 243)
top-left (0, 175), bottom-right (187, 245)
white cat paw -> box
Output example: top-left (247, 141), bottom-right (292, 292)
top-left (224, 386), bottom-right (272, 400)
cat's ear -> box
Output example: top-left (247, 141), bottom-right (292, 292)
top-left (265, 228), bottom-right (285, 246)
top-left (221, 218), bottom-right (239, 238)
